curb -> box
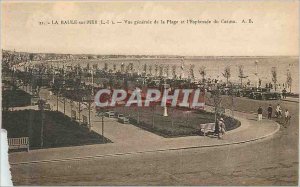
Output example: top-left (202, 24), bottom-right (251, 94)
top-left (10, 121), bottom-right (280, 166)
top-left (282, 99), bottom-right (299, 103)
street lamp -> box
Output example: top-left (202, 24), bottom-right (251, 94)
top-left (38, 99), bottom-right (46, 148)
top-left (163, 79), bottom-right (168, 117)
top-left (254, 60), bottom-right (259, 88)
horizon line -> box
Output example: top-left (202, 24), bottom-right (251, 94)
top-left (2, 49), bottom-right (299, 58)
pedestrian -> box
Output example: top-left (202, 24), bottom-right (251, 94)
top-left (214, 119), bottom-right (220, 137)
top-left (275, 104), bottom-right (282, 118)
top-left (218, 118), bottom-right (226, 139)
top-left (284, 109), bottom-right (291, 127)
top-left (257, 106), bottom-right (263, 121)
top-left (267, 104), bottom-right (273, 119)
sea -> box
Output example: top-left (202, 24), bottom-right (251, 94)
top-left (32, 56), bottom-right (299, 93)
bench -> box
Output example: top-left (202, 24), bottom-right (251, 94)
top-left (71, 110), bottom-right (76, 120)
top-left (117, 114), bottom-right (129, 124)
top-left (105, 111), bottom-right (115, 118)
top-left (199, 123), bottom-right (215, 136)
top-left (44, 104), bottom-right (51, 111)
top-left (31, 97), bottom-right (39, 105)
top-left (82, 115), bottom-right (88, 126)
top-left (8, 137), bottom-right (29, 152)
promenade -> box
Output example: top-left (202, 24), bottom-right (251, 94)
top-left (8, 87), bottom-right (280, 165)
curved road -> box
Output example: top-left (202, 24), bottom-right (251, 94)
top-left (11, 98), bottom-right (298, 185)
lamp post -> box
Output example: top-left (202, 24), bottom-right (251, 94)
top-left (84, 85), bottom-right (93, 132)
top-left (56, 88), bottom-right (59, 111)
top-left (63, 65), bottom-right (66, 115)
top-left (38, 99), bottom-right (46, 148)
top-left (163, 79), bottom-right (168, 117)
top-left (96, 110), bottom-right (105, 142)
top-left (78, 97), bottom-right (82, 125)
top-left (255, 60), bottom-right (259, 88)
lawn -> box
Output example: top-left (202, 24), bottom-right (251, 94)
top-left (2, 110), bottom-right (111, 150)
top-left (2, 87), bottom-right (32, 108)
top-left (113, 106), bottom-right (240, 137)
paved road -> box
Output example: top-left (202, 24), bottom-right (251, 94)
top-left (10, 97), bottom-right (298, 185)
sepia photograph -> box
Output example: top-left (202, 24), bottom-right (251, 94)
top-left (1, 0), bottom-right (299, 186)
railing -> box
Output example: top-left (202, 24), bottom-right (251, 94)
top-left (8, 137), bottom-right (29, 152)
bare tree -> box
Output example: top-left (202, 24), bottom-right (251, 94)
top-left (143, 64), bottom-right (147, 75)
top-left (286, 69), bottom-right (292, 93)
top-left (103, 63), bottom-right (108, 72)
top-left (238, 65), bottom-right (248, 87)
top-left (164, 65), bottom-right (169, 78)
top-left (189, 64), bottom-right (195, 81)
top-left (271, 67), bottom-right (277, 91)
top-left (209, 88), bottom-right (223, 125)
top-left (129, 63), bottom-right (134, 73)
top-left (149, 65), bottom-right (153, 76)
top-left (154, 64), bottom-right (158, 77)
top-left (120, 63), bottom-right (125, 73)
top-left (199, 66), bottom-right (206, 83)
top-left (92, 64), bottom-right (98, 70)
top-left (159, 65), bottom-right (164, 77)
top-left (222, 66), bottom-right (231, 85)
top-left (125, 63), bottom-right (130, 74)
top-left (172, 65), bottom-right (177, 79)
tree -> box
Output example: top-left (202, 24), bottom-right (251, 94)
top-left (109, 78), bottom-right (114, 88)
top-left (238, 65), bottom-right (248, 87)
top-left (129, 63), bottom-right (134, 73)
top-left (143, 64), bottom-right (147, 75)
top-left (103, 63), bottom-right (108, 72)
top-left (271, 67), bottom-right (277, 91)
top-left (199, 66), bottom-right (206, 83)
top-left (125, 64), bottom-right (130, 74)
top-left (189, 64), bottom-right (195, 81)
top-left (120, 63), bottom-right (125, 73)
top-left (286, 69), bottom-right (292, 93)
top-left (209, 87), bottom-right (223, 125)
top-left (164, 65), bottom-right (169, 78)
top-left (124, 77), bottom-right (129, 90)
top-left (149, 65), bottom-right (153, 76)
top-left (172, 65), bottom-right (177, 79)
top-left (29, 53), bottom-right (34, 61)
top-left (222, 66), bottom-right (231, 85)
top-left (155, 64), bottom-right (159, 77)
top-left (159, 65), bottom-right (164, 77)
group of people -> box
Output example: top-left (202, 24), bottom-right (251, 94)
top-left (282, 88), bottom-right (287, 99)
top-left (213, 103), bottom-right (291, 140)
top-left (257, 104), bottom-right (291, 127)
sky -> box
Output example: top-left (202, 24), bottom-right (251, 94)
top-left (1, 1), bottom-right (299, 56)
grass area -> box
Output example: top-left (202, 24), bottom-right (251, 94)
top-left (2, 110), bottom-right (111, 150)
top-left (2, 87), bottom-right (32, 108)
top-left (113, 106), bottom-right (240, 137)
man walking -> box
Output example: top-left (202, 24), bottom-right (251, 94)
top-left (257, 106), bottom-right (263, 121)
top-left (267, 104), bottom-right (273, 119)
top-left (284, 109), bottom-right (291, 127)
top-left (218, 118), bottom-right (226, 139)
top-left (276, 104), bottom-right (282, 118)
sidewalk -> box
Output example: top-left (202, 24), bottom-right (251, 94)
top-left (8, 88), bottom-right (280, 165)
top-left (282, 97), bottom-right (299, 103)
